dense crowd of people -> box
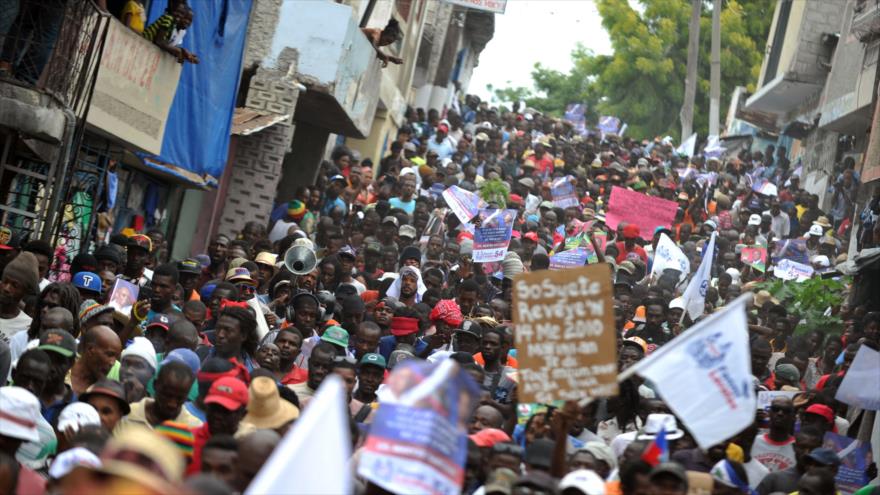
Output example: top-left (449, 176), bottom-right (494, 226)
top-left (0, 94), bottom-right (878, 495)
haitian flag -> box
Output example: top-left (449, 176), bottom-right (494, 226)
top-left (640, 427), bottom-right (668, 466)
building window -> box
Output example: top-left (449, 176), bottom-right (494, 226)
top-left (763, 0), bottom-right (793, 84)
top-left (396, 0), bottom-right (412, 22)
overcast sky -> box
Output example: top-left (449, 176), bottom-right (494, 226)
top-left (469, 1), bottom-right (613, 104)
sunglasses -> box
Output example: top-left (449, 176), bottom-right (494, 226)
top-left (770, 405), bottom-right (794, 414)
top-left (333, 355), bottom-right (357, 365)
top-left (491, 443), bottom-right (524, 457)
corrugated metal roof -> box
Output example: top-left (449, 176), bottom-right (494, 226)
top-left (231, 108), bottom-right (290, 136)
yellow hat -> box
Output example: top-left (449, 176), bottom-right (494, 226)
top-left (255, 252), bottom-right (278, 267)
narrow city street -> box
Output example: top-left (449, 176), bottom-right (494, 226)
top-left (0, 1), bottom-right (878, 494)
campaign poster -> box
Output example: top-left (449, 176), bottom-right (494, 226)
top-left (740, 246), bottom-right (767, 272)
top-left (473, 209), bottom-right (517, 263)
top-left (442, 185), bottom-right (483, 225)
top-left (358, 360), bottom-right (480, 495)
top-left (549, 248), bottom-right (590, 270)
top-left (771, 238), bottom-right (810, 265)
top-left (551, 176), bottom-right (578, 208)
top-left (822, 432), bottom-right (872, 495)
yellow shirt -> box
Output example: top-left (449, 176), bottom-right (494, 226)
top-left (121, 0), bottom-right (146, 33)
top-left (116, 398), bottom-right (204, 433)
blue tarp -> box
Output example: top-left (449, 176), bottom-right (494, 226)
top-left (143, 0), bottom-right (251, 185)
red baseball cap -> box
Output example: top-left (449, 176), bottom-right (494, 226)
top-left (804, 404), bottom-right (834, 425)
top-left (204, 377), bottom-right (249, 411)
top-left (469, 428), bottom-right (511, 447)
top-left (524, 232), bottom-right (539, 242)
top-left (623, 224), bottom-right (641, 239)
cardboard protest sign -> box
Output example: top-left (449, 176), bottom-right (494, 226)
top-left (513, 263), bottom-right (617, 404)
top-left (442, 185), bottom-right (483, 224)
top-left (740, 247), bottom-right (767, 272)
top-left (473, 208), bottom-right (517, 263)
top-left (108, 279), bottom-right (138, 318)
top-left (835, 345), bottom-right (880, 411)
top-left (551, 176), bottom-right (578, 208)
top-left (823, 432), bottom-right (872, 495)
top-left (358, 360), bottom-right (479, 495)
top-left (606, 186), bottom-right (677, 241)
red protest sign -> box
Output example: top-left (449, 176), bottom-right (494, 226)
top-left (605, 186), bottom-right (678, 240)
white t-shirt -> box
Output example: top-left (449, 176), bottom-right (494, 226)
top-left (0, 311), bottom-right (32, 346)
top-left (750, 433), bottom-right (796, 472)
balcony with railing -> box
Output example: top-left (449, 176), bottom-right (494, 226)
top-left (852, 0), bottom-right (880, 41)
top-left (0, 0), bottom-right (110, 119)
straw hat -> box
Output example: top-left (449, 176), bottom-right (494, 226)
top-left (241, 377), bottom-right (300, 430)
top-left (89, 426), bottom-right (184, 493)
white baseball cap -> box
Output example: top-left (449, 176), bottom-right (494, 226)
top-left (747, 214), bottom-right (762, 226)
top-left (669, 297), bottom-right (686, 310)
top-left (0, 386), bottom-right (41, 442)
top-left (57, 402), bottom-right (101, 434)
top-left (559, 469), bottom-right (607, 495)
top-left (49, 447), bottom-right (102, 480)
top-left (809, 224), bottom-right (824, 237)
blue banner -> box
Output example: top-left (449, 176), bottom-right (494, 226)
top-left (144, 0), bottom-right (252, 184)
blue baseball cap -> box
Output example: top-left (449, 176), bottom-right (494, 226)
top-left (72, 272), bottom-right (102, 295)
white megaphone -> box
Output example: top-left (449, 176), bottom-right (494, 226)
top-left (284, 244), bottom-right (317, 276)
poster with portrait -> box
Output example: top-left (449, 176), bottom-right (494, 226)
top-left (108, 278), bottom-right (138, 318)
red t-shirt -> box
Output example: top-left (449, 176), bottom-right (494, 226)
top-left (615, 242), bottom-right (648, 264)
top-left (281, 366), bottom-right (308, 385)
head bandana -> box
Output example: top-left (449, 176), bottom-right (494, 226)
top-left (429, 299), bottom-right (464, 327)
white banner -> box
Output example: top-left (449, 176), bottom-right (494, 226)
top-left (681, 231), bottom-right (716, 320)
top-left (628, 295), bottom-right (755, 449)
top-left (650, 233), bottom-right (690, 283)
top-left (245, 376), bottom-right (352, 495)
top-left (835, 346), bottom-right (880, 411)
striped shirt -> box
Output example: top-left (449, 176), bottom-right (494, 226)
top-left (142, 13), bottom-right (174, 42)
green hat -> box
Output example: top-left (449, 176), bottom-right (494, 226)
top-left (358, 353), bottom-right (386, 369)
top-left (38, 329), bottom-right (77, 358)
top-left (321, 326), bottom-right (349, 348)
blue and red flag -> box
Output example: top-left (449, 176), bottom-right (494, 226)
top-left (640, 426), bottom-right (669, 466)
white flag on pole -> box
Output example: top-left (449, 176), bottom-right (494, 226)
top-left (681, 231), bottom-right (716, 320)
top-left (627, 295), bottom-right (755, 449)
top-left (676, 133), bottom-right (698, 157)
top-left (650, 233), bottom-right (691, 284)
top-left (245, 375), bottom-right (352, 495)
